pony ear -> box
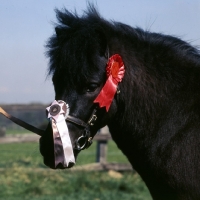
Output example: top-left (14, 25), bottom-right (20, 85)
top-left (95, 29), bottom-right (109, 59)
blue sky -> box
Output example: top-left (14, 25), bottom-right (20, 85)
top-left (0, 0), bottom-right (200, 104)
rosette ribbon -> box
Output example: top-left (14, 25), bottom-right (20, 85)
top-left (94, 54), bottom-right (125, 112)
top-left (46, 100), bottom-right (75, 168)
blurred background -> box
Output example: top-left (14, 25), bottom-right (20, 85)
top-left (0, 0), bottom-right (200, 199)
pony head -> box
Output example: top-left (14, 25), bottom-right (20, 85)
top-left (40, 6), bottom-right (124, 169)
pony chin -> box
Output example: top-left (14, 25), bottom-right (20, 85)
top-left (41, 146), bottom-right (79, 170)
top-left (44, 160), bottom-right (75, 170)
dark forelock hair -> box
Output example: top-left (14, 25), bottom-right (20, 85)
top-left (45, 6), bottom-right (111, 89)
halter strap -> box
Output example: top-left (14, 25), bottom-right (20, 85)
top-left (65, 108), bottom-right (98, 150)
top-left (66, 115), bottom-right (88, 128)
top-left (66, 108), bottom-right (98, 128)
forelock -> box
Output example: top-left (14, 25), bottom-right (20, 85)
top-left (45, 5), bottom-right (109, 91)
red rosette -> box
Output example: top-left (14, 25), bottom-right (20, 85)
top-left (94, 54), bottom-right (125, 111)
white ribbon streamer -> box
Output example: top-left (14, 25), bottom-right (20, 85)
top-left (46, 100), bottom-right (75, 167)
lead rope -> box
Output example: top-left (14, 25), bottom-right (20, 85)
top-left (0, 106), bottom-right (44, 136)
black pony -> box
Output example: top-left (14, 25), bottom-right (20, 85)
top-left (40, 6), bottom-right (200, 200)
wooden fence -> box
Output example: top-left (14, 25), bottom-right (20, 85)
top-left (0, 126), bottom-right (132, 171)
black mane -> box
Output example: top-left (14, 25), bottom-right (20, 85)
top-left (46, 6), bottom-right (200, 75)
top-left (46, 6), bottom-right (200, 100)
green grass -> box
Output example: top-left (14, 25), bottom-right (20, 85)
top-left (0, 169), bottom-right (151, 200)
top-left (0, 141), bottom-right (152, 200)
top-left (0, 142), bottom-right (42, 168)
top-left (6, 128), bottom-right (32, 135)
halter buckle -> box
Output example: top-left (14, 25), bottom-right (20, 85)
top-left (88, 114), bottom-right (97, 126)
top-left (75, 134), bottom-right (93, 150)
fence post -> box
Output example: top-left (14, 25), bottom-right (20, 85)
top-left (96, 126), bottom-right (109, 163)
top-left (0, 127), bottom-right (6, 137)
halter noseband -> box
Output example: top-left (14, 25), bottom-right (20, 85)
top-left (66, 108), bottom-right (98, 150)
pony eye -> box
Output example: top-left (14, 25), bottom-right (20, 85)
top-left (86, 83), bottom-right (98, 93)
